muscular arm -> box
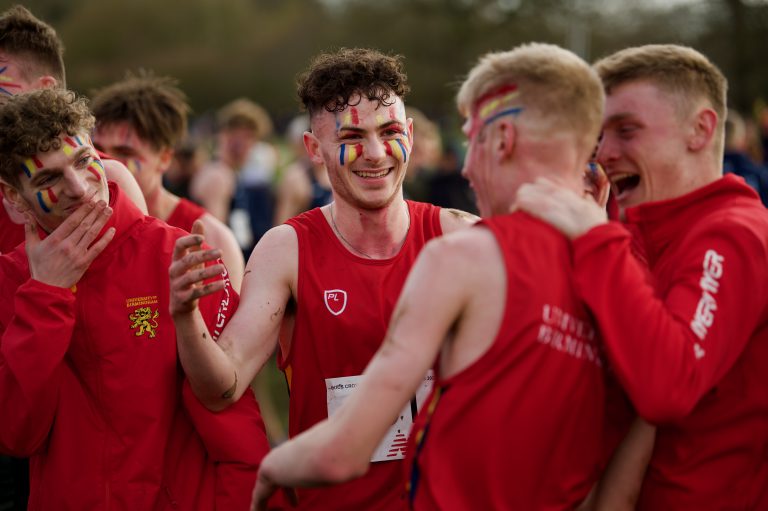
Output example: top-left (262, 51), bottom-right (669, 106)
top-left (198, 213), bottom-right (245, 292)
top-left (253, 228), bottom-right (503, 508)
top-left (103, 159), bottom-right (148, 214)
top-left (170, 224), bottom-right (296, 411)
top-left (519, 180), bottom-right (768, 421)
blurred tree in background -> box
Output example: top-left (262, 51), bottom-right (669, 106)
top-left (3, 0), bottom-right (767, 131)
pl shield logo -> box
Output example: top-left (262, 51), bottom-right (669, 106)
top-left (324, 289), bottom-right (347, 316)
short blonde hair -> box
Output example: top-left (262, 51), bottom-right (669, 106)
top-left (594, 45), bottom-right (727, 152)
top-left (217, 98), bottom-right (273, 139)
top-left (457, 43), bottom-right (604, 153)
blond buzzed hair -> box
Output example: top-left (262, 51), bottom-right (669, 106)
top-left (457, 43), bottom-right (604, 154)
top-left (0, 5), bottom-right (66, 85)
top-left (594, 45), bottom-right (727, 153)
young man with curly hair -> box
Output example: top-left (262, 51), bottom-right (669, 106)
top-left (250, 43), bottom-right (607, 511)
top-left (0, 5), bottom-right (146, 254)
top-left (169, 47), bottom-right (477, 510)
top-left (0, 88), bottom-right (269, 510)
top-left (90, 73), bottom-right (245, 291)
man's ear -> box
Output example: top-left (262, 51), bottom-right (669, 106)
top-left (158, 147), bottom-right (174, 173)
top-left (496, 120), bottom-right (517, 162)
top-left (36, 75), bottom-right (58, 90)
top-left (688, 108), bottom-right (717, 152)
top-left (0, 180), bottom-right (30, 214)
top-left (303, 131), bottom-right (325, 166)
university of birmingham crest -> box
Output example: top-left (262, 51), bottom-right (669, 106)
top-left (324, 289), bottom-right (347, 316)
top-left (129, 306), bottom-right (160, 338)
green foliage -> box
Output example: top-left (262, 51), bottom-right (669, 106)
top-left (8, 0), bottom-right (768, 128)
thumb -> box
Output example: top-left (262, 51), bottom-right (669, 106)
top-left (191, 219), bottom-right (205, 237)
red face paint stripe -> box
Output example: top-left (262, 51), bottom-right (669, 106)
top-left (351, 107), bottom-right (359, 125)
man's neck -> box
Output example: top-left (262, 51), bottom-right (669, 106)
top-left (145, 186), bottom-right (179, 221)
top-left (325, 196), bottom-right (410, 260)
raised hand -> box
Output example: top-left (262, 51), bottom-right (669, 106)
top-left (26, 200), bottom-right (115, 288)
top-left (168, 220), bottom-right (226, 317)
top-left (517, 177), bottom-right (608, 239)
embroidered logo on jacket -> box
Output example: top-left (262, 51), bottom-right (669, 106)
top-left (324, 289), bottom-right (347, 316)
top-left (126, 295), bottom-right (160, 339)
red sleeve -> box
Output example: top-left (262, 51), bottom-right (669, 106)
top-left (572, 221), bottom-right (768, 423)
top-left (185, 261), bottom-right (271, 510)
top-left (0, 279), bottom-right (75, 456)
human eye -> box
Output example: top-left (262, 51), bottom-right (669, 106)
top-left (76, 153), bottom-right (93, 168)
top-left (617, 123), bottom-right (638, 139)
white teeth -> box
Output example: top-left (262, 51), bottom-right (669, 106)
top-left (608, 172), bottom-right (634, 184)
top-left (355, 170), bottom-right (389, 178)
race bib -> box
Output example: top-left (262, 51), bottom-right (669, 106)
top-left (326, 370), bottom-right (434, 462)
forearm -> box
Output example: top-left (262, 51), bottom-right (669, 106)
top-left (592, 418), bottom-right (655, 511)
top-left (573, 223), bottom-right (765, 421)
top-left (174, 308), bottom-right (241, 410)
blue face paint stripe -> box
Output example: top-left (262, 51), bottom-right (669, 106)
top-left (483, 107), bottom-right (524, 127)
top-left (339, 144), bottom-right (346, 166)
top-left (20, 163), bottom-right (32, 178)
top-left (36, 192), bottom-right (51, 213)
top-left (396, 139), bottom-right (408, 163)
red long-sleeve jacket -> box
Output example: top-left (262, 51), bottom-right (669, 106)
top-left (0, 183), bottom-right (269, 510)
top-left (573, 175), bottom-right (768, 509)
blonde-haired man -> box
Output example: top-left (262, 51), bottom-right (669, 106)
top-left (251, 42), bottom-right (606, 511)
top-left (519, 44), bottom-right (768, 510)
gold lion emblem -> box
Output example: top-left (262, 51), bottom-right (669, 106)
top-left (129, 306), bottom-right (159, 338)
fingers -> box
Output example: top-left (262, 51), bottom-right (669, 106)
top-left (169, 248), bottom-right (223, 279)
top-left (74, 202), bottom-right (113, 249)
top-left (191, 219), bottom-right (205, 236)
top-left (171, 262), bottom-right (226, 290)
top-left (172, 234), bottom-right (204, 262)
top-left (46, 200), bottom-right (97, 242)
top-left (83, 227), bottom-right (116, 266)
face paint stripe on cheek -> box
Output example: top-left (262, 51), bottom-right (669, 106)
top-left (339, 143), bottom-right (363, 165)
top-left (36, 191), bottom-right (52, 213)
top-left (88, 159), bottom-right (106, 180)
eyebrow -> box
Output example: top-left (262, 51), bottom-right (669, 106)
top-left (604, 112), bottom-right (636, 125)
top-left (337, 119), bottom-right (405, 132)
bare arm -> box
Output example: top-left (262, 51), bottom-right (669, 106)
top-left (198, 213), bottom-right (245, 292)
top-left (252, 231), bottom-right (496, 509)
top-left (170, 224), bottom-right (296, 410)
top-left (103, 159), bottom-right (148, 214)
top-left (579, 418), bottom-right (655, 511)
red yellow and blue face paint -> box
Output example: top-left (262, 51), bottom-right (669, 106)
top-left (19, 156), bottom-right (58, 213)
top-left (19, 135), bottom-right (105, 214)
top-left (0, 66), bottom-right (23, 96)
top-left (468, 84), bottom-right (524, 140)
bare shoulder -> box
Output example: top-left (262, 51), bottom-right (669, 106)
top-left (439, 208), bottom-right (481, 235)
top-left (420, 225), bottom-right (501, 278)
top-left (242, 224), bottom-right (299, 296)
top-left (103, 159), bottom-right (148, 214)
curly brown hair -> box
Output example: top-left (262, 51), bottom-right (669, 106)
top-left (0, 88), bottom-right (93, 188)
top-left (90, 71), bottom-right (190, 151)
top-left (0, 5), bottom-right (66, 86)
top-left (297, 47), bottom-right (410, 117)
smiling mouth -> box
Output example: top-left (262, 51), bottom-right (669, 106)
top-left (609, 172), bottom-right (640, 200)
top-left (353, 168), bottom-right (391, 179)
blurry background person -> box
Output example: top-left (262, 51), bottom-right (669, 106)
top-left (273, 114), bottom-right (331, 225)
top-left (723, 108), bottom-right (768, 206)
